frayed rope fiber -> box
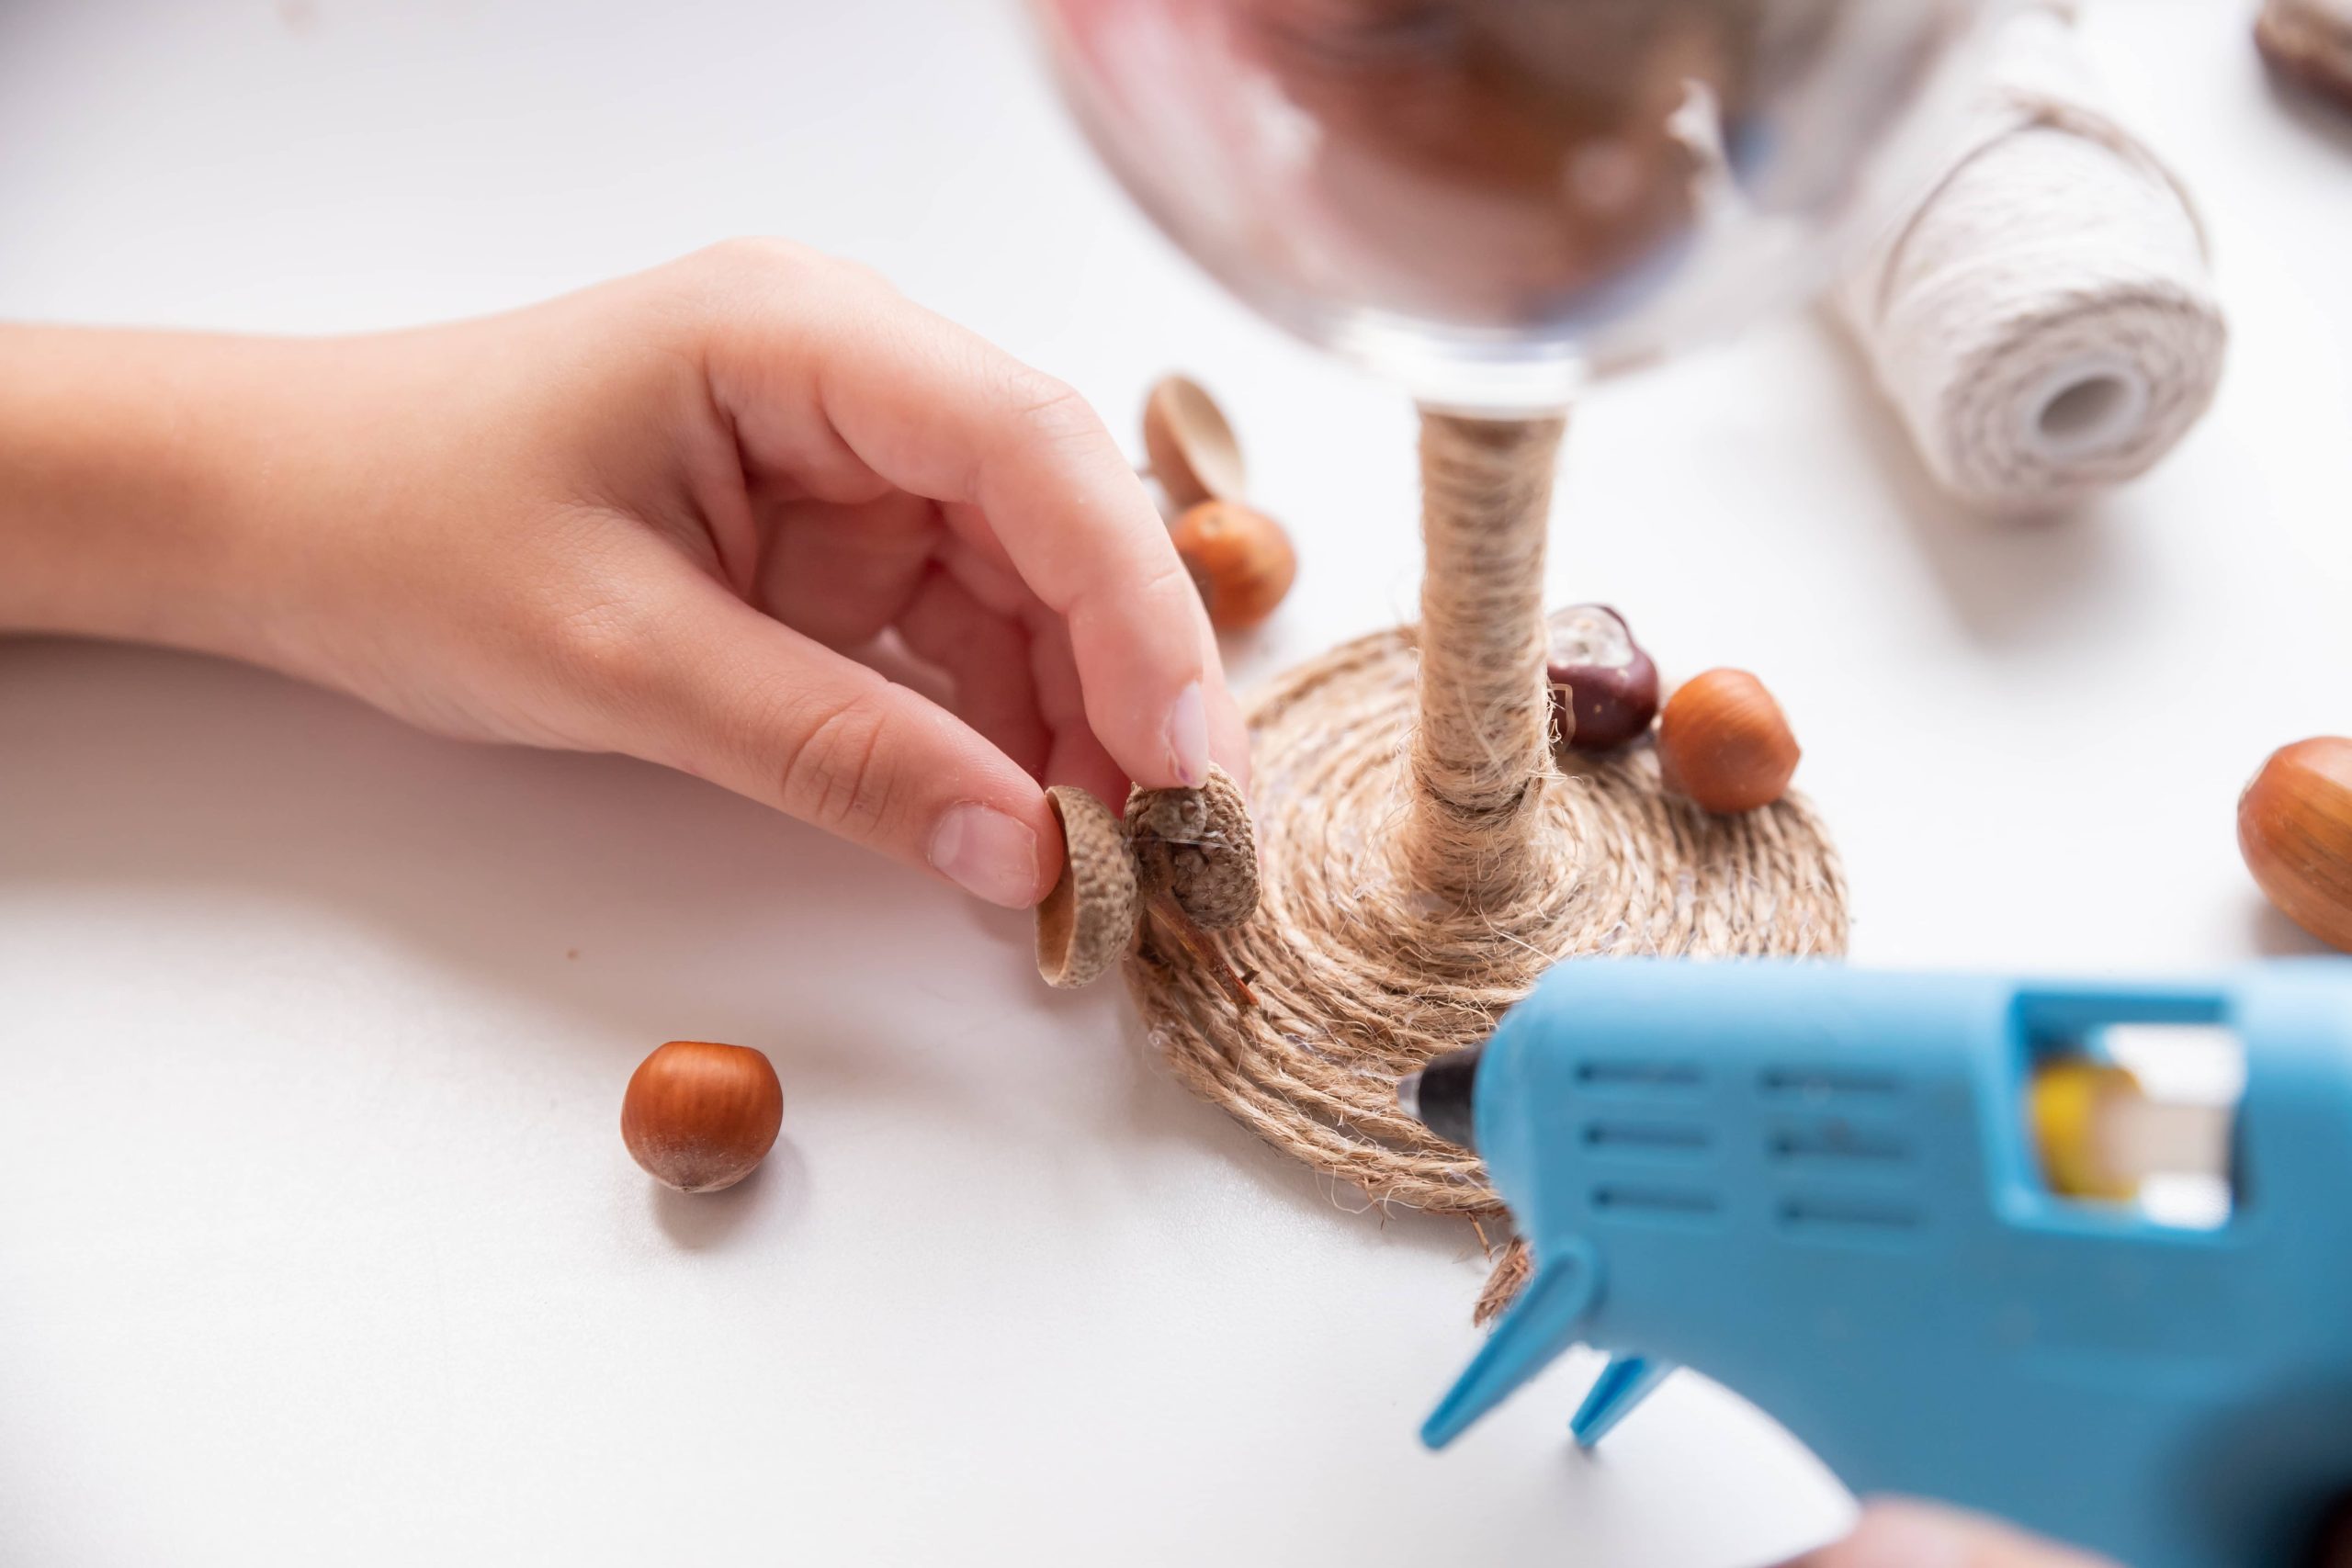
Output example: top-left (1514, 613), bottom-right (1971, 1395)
top-left (1125, 412), bottom-right (1849, 1315)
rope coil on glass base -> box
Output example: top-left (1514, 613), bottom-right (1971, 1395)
top-left (1125, 413), bottom-right (1850, 1317)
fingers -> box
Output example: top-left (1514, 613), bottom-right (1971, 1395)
top-left (1194, 620), bottom-right (1252, 792)
top-left (933, 536), bottom-right (1125, 800)
top-left (1023, 612), bottom-right (1134, 811)
top-left (753, 489), bottom-right (937, 651)
top-left (893, 568), bottom-right (1051, 780)
top-left (581, 558), bottom-right (1060, 909)
top-left (1781, 1501), bottom-right (2123, 1568)
top-left (695, 243), bottom-right (1249, 792)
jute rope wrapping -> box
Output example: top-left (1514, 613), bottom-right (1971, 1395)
top-left (1832, 0), bottom-right (2225, 514)
top-left (1401, 415), bottom-right (1561, 908)
top-left (1126, 413), bottom-right (1849, 1314)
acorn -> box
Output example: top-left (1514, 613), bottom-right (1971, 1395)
top-left (1142, 374), bottom-right (1248, 509)
top-left (1546, 604), bottom-right (1659, 752)
top-left (1656, 669), bottom-right (1800, 814)
top-left (1036, 784), bottom-right (1141, 987)
top-left (2239, 737), bottom-right (2352, 952)
top-left (1127, 764), bottom-right (1260, 931)
top-left (621, 1041), bottom-right (784, 1193)
top-left (1171, 501), bottom-right (1296, 631)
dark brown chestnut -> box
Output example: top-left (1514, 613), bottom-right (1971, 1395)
top-left (1546, 604), bottom-right (1659, 751)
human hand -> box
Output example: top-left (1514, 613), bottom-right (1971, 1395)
top-left (1777, 1501), bottom-right (2123, 1568)
top-left (0, 242), bottom-right (1247, 907)
top-left (1785, 1496), bottom-right (2352, 1568)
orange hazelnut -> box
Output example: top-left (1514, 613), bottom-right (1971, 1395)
top-left (2239, 737), bottom-right (2352, 953)
top-left (1656, 669), bottom-right (1800, 814)
top-left (2257, 0), bottom-right (2352, 108)
top-left (621, 1041), bottom-right (783, 1192)
top-left (1171, 500), bottom-right (1296, 630)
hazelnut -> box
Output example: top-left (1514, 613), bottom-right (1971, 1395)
top-left (1142, 374), bottom-right (1247, 509)
top-left (1546, 604), bottom-right (1659, 751)
top-left (2239, 737), bottom-right (2352, 952)
top-left (1656, 669), bottom-right (1800, 814)
top-left (1171, 501), bottom-right (1296, 630)
top-left (1127, 764), bottom-right (1260, 931)
top-left (2256, 0), bottom-right (2352, 109)
top-left (621, 1041), bottom-right (784, 1193)
top-left (1036, 784), bottom-right (1141, 987)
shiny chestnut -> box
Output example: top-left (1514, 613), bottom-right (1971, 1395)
top-left (1546, 604), bottom-right (1659, 751)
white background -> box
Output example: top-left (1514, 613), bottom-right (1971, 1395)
top-left (2, 2), bottom-right (2347, 1563)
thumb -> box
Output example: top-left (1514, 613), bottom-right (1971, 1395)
top-left (589, 576), bottom-right (1059, 908)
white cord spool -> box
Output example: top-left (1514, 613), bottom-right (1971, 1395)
top-left (1832, 0), bottom-right (2225, 514)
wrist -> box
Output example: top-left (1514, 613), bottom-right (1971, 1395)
top-left (0, 325), bottom-right (327, 662)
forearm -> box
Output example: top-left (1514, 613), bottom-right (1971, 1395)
top-left (0, 325), bottom-right (332, 660)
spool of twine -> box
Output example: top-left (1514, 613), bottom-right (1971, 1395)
top-left (1833, 0), bottom-right (2224, 514)
top-left (1126, 411), bottom-right (1849, 1316)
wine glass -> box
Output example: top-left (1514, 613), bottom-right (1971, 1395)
top-left (1035, 0), bottom-right (2007, 1275)
top-left (1032, 0), bottom-right (1993, 413)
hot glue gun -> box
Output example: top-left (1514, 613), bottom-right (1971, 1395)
top-left (1400, 958), bottom-right (2352, 1568)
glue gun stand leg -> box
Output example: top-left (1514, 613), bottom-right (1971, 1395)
top-left (1420, 1243), bottom-right (1601, 1450)
top-left (1571, 1355), bottom-right (1679, 1447)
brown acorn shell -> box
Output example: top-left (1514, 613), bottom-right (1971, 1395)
top-left (1142, 374), bottom-right (1248, 510)
top-left (1036, 786), bottom-right (1141, 987)
top-left (1126, 764), bottom-right (1260, 931)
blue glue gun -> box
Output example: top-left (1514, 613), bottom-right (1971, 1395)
top-left (1404, 959), bottom-right (2352, 1568)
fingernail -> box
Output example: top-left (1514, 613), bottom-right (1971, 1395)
top-left (1165, 682), bottom-right (1209, 786)
top-left (929, 803), bottom-right (1042, 909)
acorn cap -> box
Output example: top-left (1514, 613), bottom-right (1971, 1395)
top-left (1126, 764), bottom-right (1260, 931)
top-left (1036, 785), bottom-right (1141, 987)
top-left (1142, 375), bottom-right (1247, 510)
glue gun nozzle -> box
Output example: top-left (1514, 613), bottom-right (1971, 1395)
top-left (1396, 1070), bottom-right (1425, 1122)
top-left (1402, 1045), bottom-right (1484, 1153)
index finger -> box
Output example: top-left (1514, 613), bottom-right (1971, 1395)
top-left (700, 247), bottom-right (1246, 793)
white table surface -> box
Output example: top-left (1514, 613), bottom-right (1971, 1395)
top-left (2, 3), bottom-right (2347, 1563)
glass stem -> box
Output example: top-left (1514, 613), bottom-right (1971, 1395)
top-left (1401, 407), bottom-right (1569, 908)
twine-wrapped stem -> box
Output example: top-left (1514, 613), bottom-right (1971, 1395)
top-left (1125, 403), bottom-right (1848, 1325)
top-left (1401, 410), bottom-right (1569, 908)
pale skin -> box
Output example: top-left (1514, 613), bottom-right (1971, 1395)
top-left (1779, 1501), bottom-right (2124, 1568)
top-left (0, 247), bottom-right (2315, 1567)
top-left (0, 241), bottom-right (1250, 908)
top-left (1791, 1496), bottom-right (2352, 1565)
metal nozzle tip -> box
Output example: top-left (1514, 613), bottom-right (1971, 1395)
top-left (1396, 1070), bottom-right (1424, 1122)
top-left (1407, 1044), bottom-right (1486, 1152)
